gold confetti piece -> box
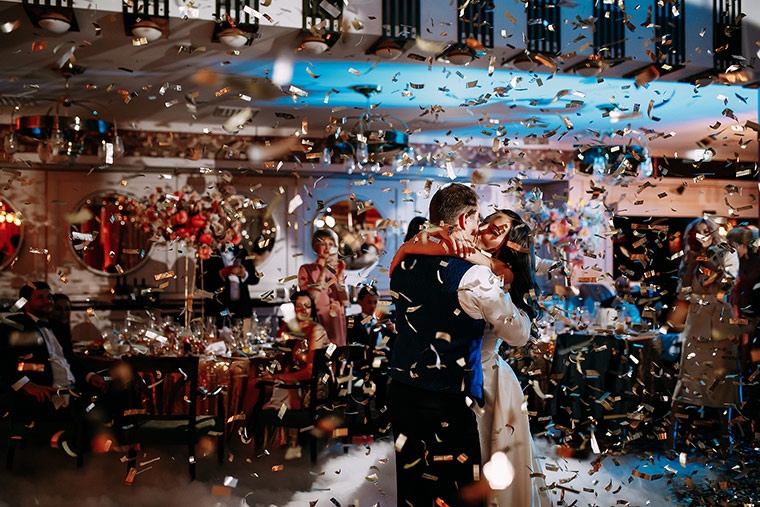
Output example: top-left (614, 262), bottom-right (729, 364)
top-left (154, 270), bottom-right (175, 281)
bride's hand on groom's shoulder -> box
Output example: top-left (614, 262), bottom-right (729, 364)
top-left (447, 228), bottom-right (477, 258)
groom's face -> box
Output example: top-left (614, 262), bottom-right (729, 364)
top-left (460, 205), bottom-right (481, 239)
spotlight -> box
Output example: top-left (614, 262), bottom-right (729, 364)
top-left (131, 19), bottom-right (163, 42)
top-left (38, 11), bottom-right (71, 33)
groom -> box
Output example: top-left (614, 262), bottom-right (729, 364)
top-left (388, 183), bottom-right (530, 507)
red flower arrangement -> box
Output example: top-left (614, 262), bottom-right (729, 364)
top-left (144, 186), bottom-right (244, 259)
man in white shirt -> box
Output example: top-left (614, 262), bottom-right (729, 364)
top-left (199, 243), bottom-right (259, 327)
top-left (388, 183), bottom-right (531, 507)
top-left (1, 282), bottom-right (106, 441)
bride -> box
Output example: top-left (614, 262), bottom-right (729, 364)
top-left (474, 209), bottom-right (552, 506)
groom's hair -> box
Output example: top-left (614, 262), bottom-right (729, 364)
top-left (429, 183), bottom-right (478, 226)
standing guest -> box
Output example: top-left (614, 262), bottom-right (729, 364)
top-left (346, 285), bottom-right (397, 433)
top-left (671, 218), bottom-right (740, 449)
top-left (387, 183), bottom-right (531, 507)
top-left (0, 282), bottom-right (107, 450)
top-left (298, 228), bottom-right (349, 346)
top-left (726, 226), bottom-right (760, 442)
top-left (726, 226), bottom-right (760, 321)
top-left (199, 236), bottom-right (259, 327)
top-left (346, 285), bottom-right (396, 350)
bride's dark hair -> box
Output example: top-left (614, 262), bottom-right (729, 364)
top-left (483, 209), bottom-right (542, 322)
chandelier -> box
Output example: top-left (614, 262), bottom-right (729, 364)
top-left (577, 144), bottom-right (653, 180)
top-left (4, 73), bottom-right (124, 165)
top-left (322, 85), bottom-right (414, 173)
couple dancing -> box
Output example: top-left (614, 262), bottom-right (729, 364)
top-left (388, 183), bottom-right (551, 507)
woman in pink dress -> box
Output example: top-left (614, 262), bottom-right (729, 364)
top-left (298, 229), bottom-right (349, 346)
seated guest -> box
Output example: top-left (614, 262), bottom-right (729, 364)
top-left (50, 293), bottom-right (73, 342)
top-left (260, 291), bottom-right (329, 459)
top-left (0, 282), bottom-right (107, 451)
top-left (271, 291), bottom-right (330, 384)
top-left (346, 285), bottom-right (397, 350)
top-left (612, 276), bottom-right (642, 325)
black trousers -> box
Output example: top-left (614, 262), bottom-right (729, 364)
top-left (11, 383), bottom-right (125, 452)
top-left (388, 381), bottom-right (483, 507)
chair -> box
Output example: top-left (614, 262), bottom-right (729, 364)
top-left (3, 387), bottom-right (85, 470)
top-left (251, 345), bottom-right (374, 463)
top-left (121, 355), bottom-right (225, 480)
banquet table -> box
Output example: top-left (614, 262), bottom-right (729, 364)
top-left (547, 331), bottom-right (666, 447)
top-left (76, 348), bottom-right (288, 434)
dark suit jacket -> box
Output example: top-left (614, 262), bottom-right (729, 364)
top-left (346, 313), bottom-right (396, 351)
top-left (197, 246), bottom-right (259, 321)
top-left (0, 312), bottom-right (84, 391)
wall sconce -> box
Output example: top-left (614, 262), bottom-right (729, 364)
top-left (38, 11), bottom-right (71, 33)
top-left (300, 0), bottom-right (342, 56)
top-left (569, 56), bottom-right (605, 77)
top-left (505, 52), bottom-right (545, 72)
top-left (23, 0), bottom-right (79, 34)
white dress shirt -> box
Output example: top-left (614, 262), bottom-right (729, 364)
top-left (12, 315), bottom-right (76, 409)
top-left (457, 264), bottom-right (531, 348)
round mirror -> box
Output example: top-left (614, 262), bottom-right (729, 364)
top-left (314, 198), bottom-right (384, 270)
top-left (239, 196), bottom-right (277, 266)
top-left (0, 198), bottom-right (24, 270)
top-left (69, 192), bottom-right (152, 275)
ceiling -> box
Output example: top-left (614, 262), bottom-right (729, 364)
top-left (0, 0), bottom-right (758, 167)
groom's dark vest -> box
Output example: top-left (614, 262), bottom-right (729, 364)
top-left (389, 254), bottom-right (485, 402)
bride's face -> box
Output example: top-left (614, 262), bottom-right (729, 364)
top-left (477, 214), bottom-right (512, 253)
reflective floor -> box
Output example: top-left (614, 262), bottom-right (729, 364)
top-left (0, 425), bottom-right (756, 507)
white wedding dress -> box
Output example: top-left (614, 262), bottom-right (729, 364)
top-left (478, 329), bottom-right (552, 507)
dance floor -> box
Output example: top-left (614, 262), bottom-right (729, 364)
top-left (1, 426), bottom-right (756, 507)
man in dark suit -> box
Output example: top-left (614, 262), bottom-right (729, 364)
top-left (346, 285), bottom-right (396, 350)
top-left (346, 285), bottom-right (397, 433)
top-left (1, 281), bottom-right (108, 453)
top-left (198, 244), bottom-right (259, 327)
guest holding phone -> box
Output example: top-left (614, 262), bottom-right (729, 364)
top-left (298, 229), bottom-right (349, 346)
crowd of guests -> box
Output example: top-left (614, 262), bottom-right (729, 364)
top-left (2, 185), bottom-right (758, 507)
